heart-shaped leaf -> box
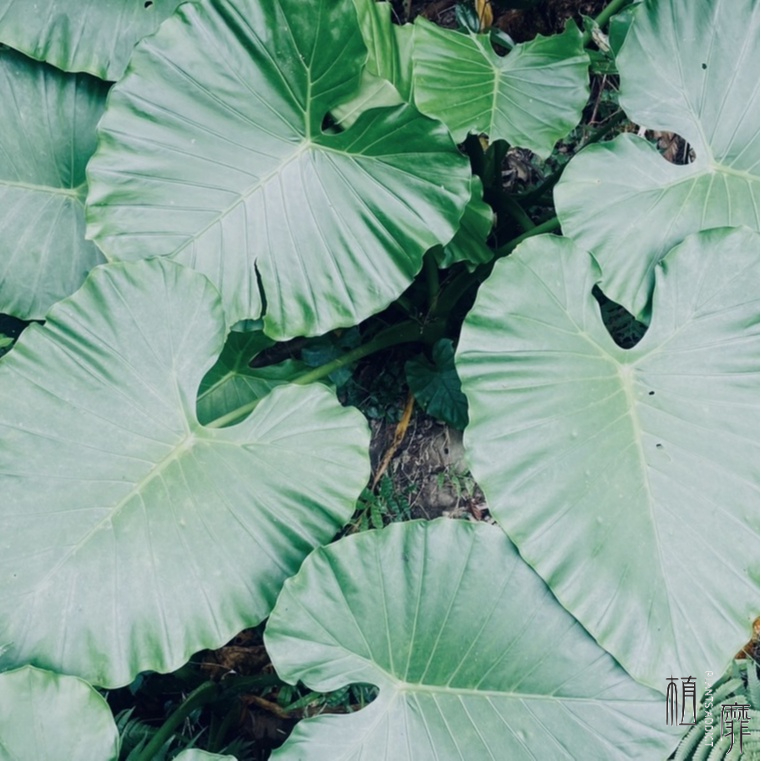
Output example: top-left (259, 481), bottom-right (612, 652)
top-left (0, 258), bottom-right (370, 687)
top-left (555, 0), bottom-right (760, 319)
top-left (0, 50), bottom-right (108, 319)
top-left (265, 519), bottom-right (678, 760)
top-left (0, 666), bottom-right (119, 760)
top-left (457, 228), bottom-right (759, 690)
top-left (406, 339), bottom-right (469, 429)
top-left (412, 18), bottom-right (589, 156)
top-left (86, 0), bottom-right (471, 339)
top-left (0, 0), bottom-right (186, 80)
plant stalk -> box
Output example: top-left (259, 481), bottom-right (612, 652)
top-left (135, 681), bottom-right (220, 761)
top-left (432, 216), bottom-right (561, 318)
top-left (423, 250), bottom-right (440, 311)
top-left (206, 320), bottom-right (425, 428)
top-left (584, 0), bottom-right (633, 44)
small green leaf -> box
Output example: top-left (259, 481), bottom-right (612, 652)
top-left (265, 519), bottom-right (678, 760)
top-left (0, 666), bottom-right (119, 760)
top-left (406, 339), bottom-right (469, 429)
top-left (0, 50), bottom-right (108, 320)
top-left (412, 18), bottom-right (589, 156)
top-left (197, 331), bottom-right (307, 424)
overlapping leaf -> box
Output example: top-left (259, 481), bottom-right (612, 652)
top-left (457, 229), bottom-right (759, 690)
top-left (435, 176), bottom-right (493, 269)
top-left (0, 666), bottom-right (119, 760)
top-left (196, 331), bottom-right (306, 424)
top-left (0, 0), bottom-right (186, 80)
top-left (265, 519), bottom-right (678, 760)
top-left (0, 259), bottom-right (370, 688)
top-left (412, 19), bottom-right (589, 156)
top-left (86, 0), bottom-right (471, 339)
top-left (0, 50), bottom-right (108, 319)
top-left (555, 0), bottom-right (760, 319)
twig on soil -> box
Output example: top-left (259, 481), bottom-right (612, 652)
top-left (372, 391), bottom-right (416, 490)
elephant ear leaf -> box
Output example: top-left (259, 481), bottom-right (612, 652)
top-left (0, 666), bottom-right (119, 760)
top-left (0, 0), bottom-right (186, 80)
top-left (412, 18), bottom-right (589, 156)
top-left (265, 519), bottom-right (679, 760)
top-left (0, 50), bottom-right (108, 320)
top-left (555, 0), bottom-right (760, 320)
top-left (86, 0), bottom-right (471, 340)
top-left (456, 227), bottom-right (759, 690)
top-left (0, 258), bottom-right (370, 688)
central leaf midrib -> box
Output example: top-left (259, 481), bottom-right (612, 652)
top-left (32, 428), bottom-right (199, 594)
top-left (393, 680), bottom-right (637, 703)
top-left (171, 140), bottom-right (312, 255)
top-left (1, 177), bottom-right (87, 202)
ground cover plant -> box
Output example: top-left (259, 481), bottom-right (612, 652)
top-left (0, 0), bottom-right (758, 758)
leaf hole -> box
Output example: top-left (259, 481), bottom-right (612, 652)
top-left (648, 391), bottom-right (655, 396)
top-left (702, 62), bottom-right (707, 70)
top-left (656, 443), bottom-right (663, 449)
top-left (646, 130), bottom-right (695, 165)
top-left (592, 286), bottom-right (647, 349)
top-left (144, 1), bottom-right (153, 7)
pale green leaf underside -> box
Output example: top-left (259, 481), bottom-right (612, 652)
top-left (0, 666), bottom-right (119, 761)
top-left (555, 0), bottom-right (760, 319)
top-left (457, 229), bottom-right (759, 690)
top-left (0, 50), bottom-right (108, 320)
top-left (175, 751), bottom-right (237, 761)
top-left (0, 259), bottom-right (370, 688)
top-left (86, 0), bottom-right (470, 339)
top-left (266, 519), bottom-right (677, 761)
top-left (412, 18), bottom-right (589, 157)
top-left (0, 0), bottom-right (186, 80)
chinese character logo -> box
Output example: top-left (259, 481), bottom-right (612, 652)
top-left (721, 703), bottom-right (751, 752)
top-left (666, 676), bottom-right (697, 726)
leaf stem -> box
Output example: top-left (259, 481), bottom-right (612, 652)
top-left (584, 0), bottom-right (634, 43)
top-left (205, 320), bottom-right (425, 427)
top-left (494, 215), bottom-right (560, 256)
top-left (432, 216), bottom-right (561, 318)
top-left (503, 197), bottom-right (535, 232)
top-left (424, 250), bottom-right (440, 310)
top-left (134, 681), bottom-right (220, 761)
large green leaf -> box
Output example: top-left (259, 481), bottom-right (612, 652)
top-left (265, 519), bottom-right (678, 760)
top-left (555, 0), bottom-right (760, 320)
top-left (0, 666), bottom-right (119, 760)
top-left (0, 0), bottom-right (186, 80)
top-left (456, 229), bottom-right (759, 691)
top-left (0, 258), bottom-right (370, 688)
top-left (86, 0), bottom-right (471, 339)
top-left (0, 49), bottom-right (108, 320)
top-left (412, 18), bottom-right (589, 156)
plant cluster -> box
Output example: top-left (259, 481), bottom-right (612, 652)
top-left (0, 0), bottom-right (758, 758)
